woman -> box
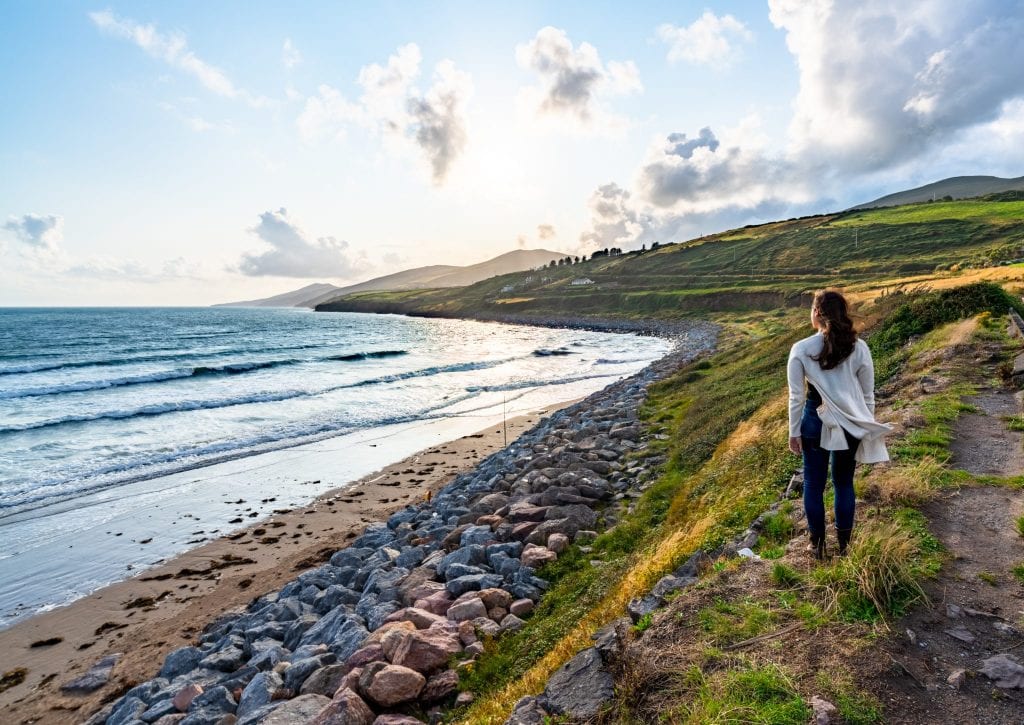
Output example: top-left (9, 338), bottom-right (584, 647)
top-left (787, 290), bottom-right (891, 560)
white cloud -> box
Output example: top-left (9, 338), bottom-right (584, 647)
top-left (769, 0), bottom-right (1024, 173)
top-left (3, 213), bottom-right (64, 251)
top-left (296, 44), bottom-right (472, 184)
top-left (237, 208), bottom-right (370, 278)
top-left (282, 38), bottom-right (302, 69)
top-left (2, 213), bottom-right (206, 281)
top-left (657, 11), bottom-right (753, 67)
top-left (579, 183), bottom-right (655, 250)
top-left (296, 85), bottom-right (361, 142)
top-left (516, 26), bottom-right (641, 131)
top-left (89, 10), bottom-right (270, 108)
top-left (537, 224), bottom-right (556, 240)
top-left (579, 1), bottom-right (1024, 251)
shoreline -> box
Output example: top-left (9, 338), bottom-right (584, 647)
top-left (313, 306), bottom-right (708, 339)
top-left (0, 402), bottom-right (570, 724)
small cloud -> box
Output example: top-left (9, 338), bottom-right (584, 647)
top-left (296, 44), bottom-right (472, 184)
top-left (237, 208), bottom-right (370, 278)
top-left (282, 38), bottom-right (302, 69)
top-left (406, 60), bottom-right (472, 184)
top-left (2, 213), bottom-right (64, 251)
top-left (516, 27), bottom-right (641, 130)
top-left (89, 10), bottom-right (270, 108)
top-left (537, 224), bottom-right (556, 240)
top-left (516, 234), bottom-right (527, 249)
top-left (665, 127), bottom-right (720, 159)
top-left (657, 11), bottom-right (753, 68)
top-left (381, 251), bottom-right (406, 269)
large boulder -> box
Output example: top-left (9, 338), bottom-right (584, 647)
top-left (539, 647), bottom-right (614, 721)
top-left (421, 669), bottom-right (459, 703)
top-left (236, 671), bottom-right (283, 720)
top-left (447, 598), bottom-right (487, 622)
top-left (299, 609), bottom-right (370, 661)
top-left (389, 626), bottom-right (462, 674)
top-left (361, 664), bottom-right (426, 707)
top-left (521, 544), bottom-right (557, 569)
top-left (300, 664), bottom-right (350, 697)
top-left (311, 687), bottom-right (376, 725)
top-left (258, 694), bottom-right (330, 725)
top-left (159, 647), bottom-right (204, 680)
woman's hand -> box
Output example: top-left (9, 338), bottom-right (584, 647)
top-left (788, 436), bottom-right (802, 456)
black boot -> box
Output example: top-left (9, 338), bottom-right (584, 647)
top-left (836, 528), bottom-right (852, 556)
top-left (808, 530), bottom-right (827, 561)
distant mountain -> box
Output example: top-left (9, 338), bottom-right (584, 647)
top-left (216, 283), bottom-right (340, 308)
top-left (850, 175), bottom-right (1024, 210)
top-left (216, 248), bottom-right (565, 308)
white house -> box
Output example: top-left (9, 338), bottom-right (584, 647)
top-left (569, 277), bottom-right (594, 286)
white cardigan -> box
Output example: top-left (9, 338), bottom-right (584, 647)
top-left (787, 332), bottom-right (892, 464)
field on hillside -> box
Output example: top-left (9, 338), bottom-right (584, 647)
top-left (317, 197), bottom-right (1024, 322)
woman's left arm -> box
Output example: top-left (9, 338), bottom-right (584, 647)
top-left (856, 342), bottom-right (876, 415)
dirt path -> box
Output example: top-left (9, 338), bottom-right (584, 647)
top-left (872, 322), bottom-right (1024, 722)
top-left (875, 486), bottom-right (1024, 724)
top-left (950, 387), bottom-right (1024, 476)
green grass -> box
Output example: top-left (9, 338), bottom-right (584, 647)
top-left (761, 512), bottom-right (796, 544)
top-left (671, 662), bottom-right (810, 725)
top-left (456, 281), bottom-right (1024, 721)
top-left (833, 200), bottom-right (1024, 226)
top-left (770, 562), bottom-right (803, 589)
top-left (868, 282), bottom-right (1024, 382)
top-left (978, 571), bottom-right (999, 586)
top-left (633, 612), bottom-right (653, 634)
top-left (759, 544), bottom-right (786, 560)
top-left (1016, 515), bottom-right (1024, 538)
top-left (317, 200), bottom-right (1024, 321)
top-left (811, 517), bottom-right (939, 622)
top-left (698, 598), bottom-right (778, 646)
top-left (1012, 563), bottom-right (1024, 584)
top-left (816, 672), bottom-right (884, 724)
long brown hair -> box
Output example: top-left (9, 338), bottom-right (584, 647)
top-left (812, 289), bottom-right (857, 370)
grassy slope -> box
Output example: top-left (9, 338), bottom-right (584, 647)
top-left (453, 283), bottom-right (1024, 723)
top-left (598, 308), bottom-right (1024, 723)
top-left (318, 198), bottom-right (1024, 322)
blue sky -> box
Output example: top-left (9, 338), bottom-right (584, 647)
top-left (2, 1), bottom-right (1023, 305)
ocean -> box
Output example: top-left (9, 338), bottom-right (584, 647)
top-left (0, 307), bottom-right (671, 626)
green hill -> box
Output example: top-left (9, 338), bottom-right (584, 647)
top-left (316, 198), bottom-right (1024, 320)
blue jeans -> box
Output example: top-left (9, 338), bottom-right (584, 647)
top-left (801, 401), bottom-right (860, 535)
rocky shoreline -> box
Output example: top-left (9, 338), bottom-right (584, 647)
top-left (86, 320), bottom-right (719, 725)
top-left (315, 304), bottom-right (699, 339)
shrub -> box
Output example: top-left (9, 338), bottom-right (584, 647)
top-left (812, 520), bottom-right (931, 621)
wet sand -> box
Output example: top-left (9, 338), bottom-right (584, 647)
top-left (0, 404), bottom-right (567, 724)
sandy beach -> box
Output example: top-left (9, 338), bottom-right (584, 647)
top-left (0, 403), bottom-right (568, 725)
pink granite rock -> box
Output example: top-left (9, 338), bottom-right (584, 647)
top-left (447, 597), bottom-right (487, 622)
top-left (390, 627), bottom-right (462, 674)
top-left (547, 533), bottom-right (570, 554)
top-left (311, 687), bottom-right (375, 725)
top-left (478, 588), bottom-right (513, 610)
top-left (421, 669), bottom-right (459, 703)
top-left (363, 664), bottom-right (426, 707)
top-left (172, 683), bottom-right (203, 712)
top-left (509, 598), bottom-right (535, 617)
top-left (521, 543), bottom-right (557, 568)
